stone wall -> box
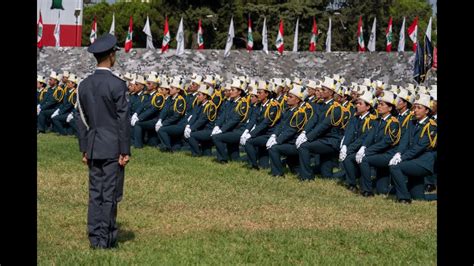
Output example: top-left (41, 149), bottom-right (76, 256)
top-left (37, 47), bottom-right (436, 85)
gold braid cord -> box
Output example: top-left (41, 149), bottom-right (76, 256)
top-left (173, 95), bottom-right (187, 115)
top-left (235, 98), bottom-right (250, 122)
top-left (325, 102), bottom-right (345, 127)
top-left (384, 117), bottom-right (401, 146)
top-left (264, 100), bottom-right (282, 127)
top-left (151, 93), bottom-right (166, 110)
top-left (53, 87), bottom-right (65, 102)
top-left (421, 119), bottom-right (437, 149)
top-left (68, 90), bottom-right (77, 106)
top-left (290, 104), bottom-right (312, 132)
top-left (204, 101), bottom-right (218, 121)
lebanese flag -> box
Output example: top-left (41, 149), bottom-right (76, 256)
top-left (386, 17), bottom-right (393, 52)
top-left (309, 17), bottom-right (318, 52)
top-left (407, 16), bottom-right (418, 52)
top-left (90, 16), bottom-right (97, 44)
top-left (124, 16), bottom-right (133, 53)
top-left (247, 16), bottom-right (253, 51)
top-left (275, 19), bottom-right (284, 55)
top-left (162, 16), bottom-right (170, 53)
top-left (357, 16), bottom-right (365, 52)
top-left (37, 11), bottom-right (44, 48)
top-left (197, 19), bottom-right (204, 49)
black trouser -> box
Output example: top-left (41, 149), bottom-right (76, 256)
top-left (187, 129), bottom-right (213, 156)
top-left (51, 113), bottom-right (70, 135)
top-left (158, 125), bottom-right (185, 151)
top-left (87, 158), bottom-right (124, 248)
top-left (359, 153), bottom-right (392, 194)
top-left (298, 140), bottom-right (338, 180)
top-left (244, 135), bottom-right (270, 168)
top-left (269, 143), bottom-right (300, 176)
top-left (212, 131), bottom-right (242, 162)
top-left (37, 109), bottom-right (55, 132)
top-left (133, 119), bottom-right (159, 148)
top-left (390, 160), bottom-right (431, 200)
top-left (342, 153), bottom-right (359, 186)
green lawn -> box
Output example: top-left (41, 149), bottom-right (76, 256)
top-left (38, 134), bottom-right (436, 265)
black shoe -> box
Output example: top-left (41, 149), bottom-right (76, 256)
top-left (346, 184), bottom-right (358, 193)
top-left (397, 198), bottom-right (412, 204)
top-left (361, 191), bottom-right (374, 197)
top-left (425, 184), bottom-right (436, 193)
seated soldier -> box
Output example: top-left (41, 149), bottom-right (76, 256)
top-left (184, 84), bottom-right (218, 156)
top-left (51, 73), bottom-right (79, 135)
top-left (339, 87), bottom-right (378, 192)
top-left (211, 78), bottom-right (250, 163)
top-left (242, 80), bottom-right (281, 170)
top-left (267, 84), bottom-right (312, 177)
top-left (156, 77), bottom-right (187, 152)
top-left (296, 77), bottom-right (347, 180)
top-left (389, 93), bottom-right (437, 204)
top-left (355, 90), bottom-right (401, 197)
top-left (38, 71), bottom-right (63, 133)
top-left (131, 73), bottom-right (166, 148)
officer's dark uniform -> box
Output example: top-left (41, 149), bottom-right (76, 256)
top-left (157, 93), bottom-right (187, 151)
top-left (38, 82), bottom-right (62, 133)
top-left (390, 117), bottom-right (437, 202)
top-left (424, 114), bottom-right (437, 194)
top-left (133, 90), bottom-right (164, 148)
top-left (358, 114), bottom-right (401, 195)
top-left (341, 112), bottom-right (377, 188)
top-left (244, 99), bottom-right (281, 169)
top-left (269, 102), bottom-right (311, 176)
top-left (52, 86), bottom-right (77, 135)
top-left (76, 34), bottom-right (130, 249)
top-left (187, 99), bottom-right (217, 156)
top-left (298, 99), bottom-right (346, 180)
top-left (212, 96), bottom-right (249, 162)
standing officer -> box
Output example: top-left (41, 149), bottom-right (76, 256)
top-left (76, 33), bottom-right (130, 249)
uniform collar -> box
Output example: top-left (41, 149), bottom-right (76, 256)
top-left (418, 116), bottom-right (429, 125)
top-left (382, 114), bottom-right (391, 121)
top-left (150, 90), bottom-right (157, 96)
top-left (192, 92), bottom-right (198, 96)
top-left (96, 67), bottom-right (112, 72)
top-left (308, 96), bottom-right (315, 101)
top-left (433, 114), bottom-right (437, 120)
top-left (360, 112), bottom-right (370, 120)
top-left (399, 109), bottom-right (409, 117)
top-left (234, 96), bottom-right (241, 103)
top-left (325, 98), bottom-right (334, 105)
top-left (202, 100), bottom-right (209, 106)
top-left (138, 91), bottom-right (143, 96)
top-left (342, 100), bottom-right (349, 106)
top-left (262, 99), bottom-right (270, 107)
top-left (172, 94), bottom-right (178, 100)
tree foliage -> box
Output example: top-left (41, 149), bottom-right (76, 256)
top-left (82, 0), bottom-right (436, 51)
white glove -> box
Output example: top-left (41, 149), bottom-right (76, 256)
top-left (239, 130), bottom-right (250, 146)
top-left (389, 152), bottom-right (402, 166)
top-left (184, 125), bottom-right (191, 139)
top-left (211, 126), bottom-right (222, 136)
top-left (355, 146), bottom-right (366, 164)
top-left (51, 109), bottom-right (60, 118)
top-left (266, 134), bottom-right (277, 149)
top-left (131, 116), bottom-right (138, 126)
top-left (66, 113), bottom-right (74, 123)
top-left (296, 131), bottom-right (308, 149)
top-left (339, 145), bottom-right (347, 162)
top-left (187, 115), bottom-right (193, 122)
top-left (155, 119), bottom-right (163, 132)
top-left (37, 104), bottom-right (41, 115)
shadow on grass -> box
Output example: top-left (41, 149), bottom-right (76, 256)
top-left (117, 223), bottom-right (135, 244)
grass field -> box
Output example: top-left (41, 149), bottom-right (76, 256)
top-left (38, 134), bottom-right (436, 264)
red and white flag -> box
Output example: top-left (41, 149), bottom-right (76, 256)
top-left (162, 16), bottom-right (170, 53)
top-left (37, 11), bottom-right (44, 48)
top-left (247, 16), bottom-right (253, 51)
top-left (124, 16), bottom-right (133, 53)
top-left (197, 19), bottom-right (204, 49)
top-left (407, 16), bottom-right (418, 52)
top-left (90, 16), bottom-right (97, 44)
top-left (357, 16), bottom-right (365, 52)
top-left (386, 17), bottom-right (393, 52)
top-left (309, 17), bottom-right (318, 52)
top-left (275, 19), bottom-right (284, 55)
